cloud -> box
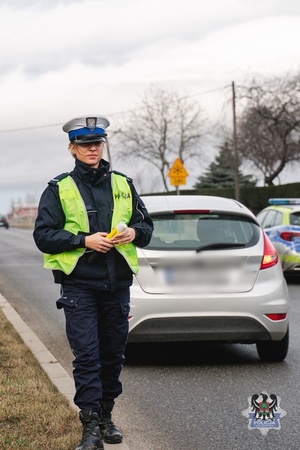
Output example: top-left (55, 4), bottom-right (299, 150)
top-left (2, 0), bottom-right (300, 75)
top-left (1, 0), bottom-right (300, 214)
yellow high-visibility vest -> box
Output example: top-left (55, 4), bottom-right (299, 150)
top-left (43, 173), bottom-right (138, 275)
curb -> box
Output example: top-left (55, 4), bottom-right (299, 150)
top-left (0, 293), bottom-right (129, 450)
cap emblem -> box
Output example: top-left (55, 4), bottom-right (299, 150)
top-left (86, 117), bottom-right (97, 131)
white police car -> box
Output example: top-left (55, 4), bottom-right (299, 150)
top-left (256, 198), bottom-right (300, 274)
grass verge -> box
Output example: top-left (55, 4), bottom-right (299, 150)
top-left (0, 307), bottom-right (82, 449)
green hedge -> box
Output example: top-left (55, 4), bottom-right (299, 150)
top-left (147, 183), bottom-right (300, 215)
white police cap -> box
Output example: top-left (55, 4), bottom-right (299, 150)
top-left (62, 115), bottom-right (110, 143)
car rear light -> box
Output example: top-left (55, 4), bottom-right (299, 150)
top-left (264, 313), bottom-right (287, 321)
top-left (280, 231), bottom-right (300, 241)
top-left (261, 231), bottom-right (279, 269)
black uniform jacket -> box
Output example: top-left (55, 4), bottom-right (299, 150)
top-left (33, 159), bottom-right (154, 292)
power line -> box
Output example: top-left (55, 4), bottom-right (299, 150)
top-left (0, 84), bottom-right (230, 134)
top-left (179, 84), bottom-right (231, 100)
top-left (0, 123), bottom-right (63, 134)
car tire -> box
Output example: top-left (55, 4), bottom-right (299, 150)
top-left (256, 327), bottom-right (289, 362)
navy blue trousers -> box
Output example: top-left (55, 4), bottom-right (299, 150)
top-left (57, 285), bottom-right (130, 412)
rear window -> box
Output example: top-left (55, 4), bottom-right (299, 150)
top-left (147, 212), bottom-right (260, 250)
top-left (257, 209), bottom-right (282, 228)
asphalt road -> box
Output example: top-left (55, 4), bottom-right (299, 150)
top-left (1, 228), bottom-right (300, 450)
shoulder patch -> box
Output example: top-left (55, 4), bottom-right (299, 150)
top-left (48, 172), bottom-right (71, 186)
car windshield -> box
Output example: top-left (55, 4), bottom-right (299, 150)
top-left (147, 212), bottom-right (260, 250)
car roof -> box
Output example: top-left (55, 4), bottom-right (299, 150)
top-left (264, 204), bottom-right (300, 213)
top-left (141, 195), bottom-right (256, 217)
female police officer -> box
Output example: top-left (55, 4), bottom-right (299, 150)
top-left (33, 115), bottom-right (153, 450)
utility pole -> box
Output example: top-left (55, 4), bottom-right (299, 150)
top-left (232, 81), bottom-right (240, 201)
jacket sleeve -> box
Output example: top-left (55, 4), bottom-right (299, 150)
top-left (33, 184), bottom-right (84, 254)
top-left (128, 182), bottom-right (154, 248)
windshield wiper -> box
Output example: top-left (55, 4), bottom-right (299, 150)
top-left (196, 242), bottom-right (246, 253)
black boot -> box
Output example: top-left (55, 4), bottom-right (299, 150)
top-left (75, 410), bottom-right (104, 450)
top-left (99, 401), bottom-right (123, 444)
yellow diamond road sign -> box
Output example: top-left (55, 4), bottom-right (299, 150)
top-left (168, 158), bottom-right (188, 186)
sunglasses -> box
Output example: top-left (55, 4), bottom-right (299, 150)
top-left (76, 141), bottom-right (104, 150)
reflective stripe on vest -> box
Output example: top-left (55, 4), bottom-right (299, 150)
top-left (43, 173), bottom-right (138, 275)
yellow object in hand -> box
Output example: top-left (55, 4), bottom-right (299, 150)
top-left (106, 221), bottom-right (128, 239)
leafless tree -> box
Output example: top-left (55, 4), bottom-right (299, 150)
top-left (114, 85), bottom-right (209, 191)
top-left (237, 73), bottom-right (300, 186)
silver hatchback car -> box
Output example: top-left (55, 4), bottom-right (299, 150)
top-left (128, 195), bottom-right (290, 362)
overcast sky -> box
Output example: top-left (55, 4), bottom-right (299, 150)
top-left (1, 0), bottom-right (300, 214)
